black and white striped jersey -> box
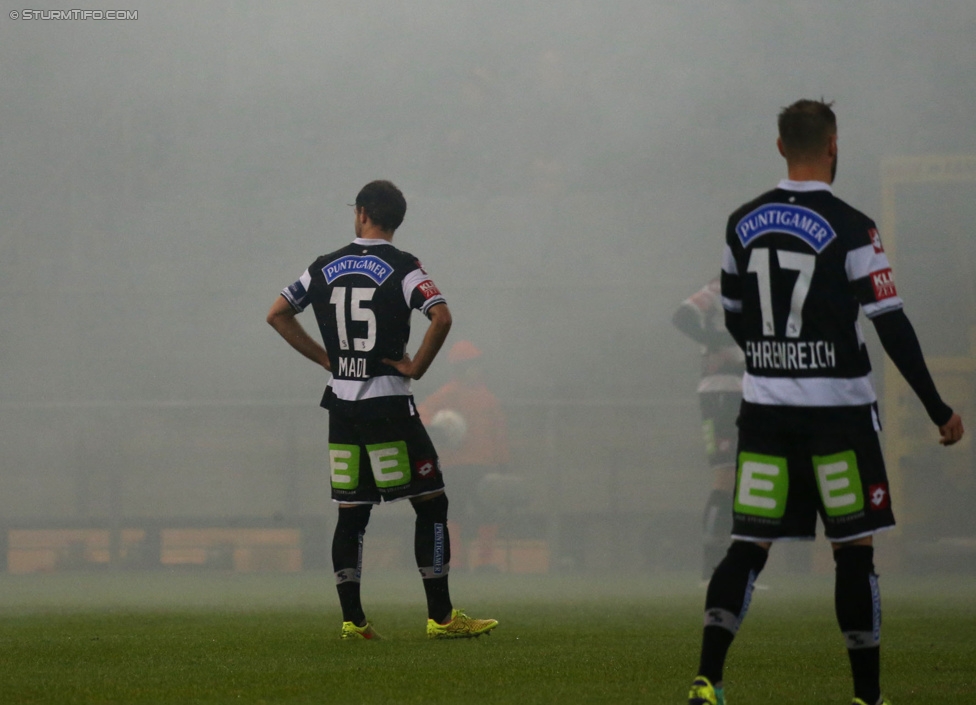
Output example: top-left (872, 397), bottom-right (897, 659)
top-left (721, 179), bottom-right (903, 431)
top-left (281, 238), bottom-right (447, 420)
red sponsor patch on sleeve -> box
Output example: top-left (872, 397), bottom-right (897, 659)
top-left (868, 483), bottom-right (890, 510)
top-left (417, 279), bottom-right (441, 300)
top-left (869, 228), bottom-right (884, 254)
top-left (870, 268), bottom-right (897, 300)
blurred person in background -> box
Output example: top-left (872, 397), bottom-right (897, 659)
top-left (673, 279), bottom-right (745, 580)
top-left (419, 340), bottom-right (512, 571)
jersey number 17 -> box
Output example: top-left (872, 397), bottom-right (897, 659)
top-left (747, 248), bottom-right (815, 339)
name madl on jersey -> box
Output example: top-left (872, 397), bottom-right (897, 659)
top-left (746, 339), bottom-right (837, 371)
top-left (337, 356), bottom-right (368, 379)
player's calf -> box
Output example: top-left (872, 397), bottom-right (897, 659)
top-left (414, 493), bottom-right (453, 622)
top-left (834, 544), bottom-right (882, 705)
top-left (697, 540), bottom-right (769, 689)
top-left (333, 504), bottom-right (372, 627)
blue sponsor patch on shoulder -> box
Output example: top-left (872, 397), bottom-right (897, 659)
top-left (323, 255), bottom-right (393, 285)
top-left (735, 203), bottom-right (836, 253)
top-left (284, 281), bottom-right (308, 306)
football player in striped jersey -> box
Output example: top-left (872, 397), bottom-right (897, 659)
top-left (689, 100), bottom-right (963, 705)
top-left (267, 180), bottom-right (497, 641)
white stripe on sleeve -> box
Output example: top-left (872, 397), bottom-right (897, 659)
top-left (722, 244), bottom-right (738, 275)
top-left (402, 268), bottom-right (428, 306)
top-left (862, 297), bottom-right (904, 319)
top-left (722, 296), bottom-right (742, 313)
top-left (845, 244), bottom-right (890, 282)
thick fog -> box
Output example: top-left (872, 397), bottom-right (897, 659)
top-left (0, 1), bottom-right (973, 576)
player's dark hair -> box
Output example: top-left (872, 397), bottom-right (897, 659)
top-left (777, 99), bottom-right (836, 160)
top-left (355, 180), bottom-right (407, 233)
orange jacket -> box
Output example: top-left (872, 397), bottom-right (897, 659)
top-left (419, 379), bottom-right (510, 467)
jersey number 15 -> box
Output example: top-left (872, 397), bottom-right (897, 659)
top-left (330, 286), bottom-right (376, 351)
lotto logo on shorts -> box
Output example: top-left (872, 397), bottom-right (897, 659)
top-left (870, 268), bottom-right (897, 300)
top-left (415, 458), bottom-right (437, 478)
top-left (868, 483), bottom-right (890, 510)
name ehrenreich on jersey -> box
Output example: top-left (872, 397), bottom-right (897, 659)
top-left (745, 339), bottom-right (837, 371)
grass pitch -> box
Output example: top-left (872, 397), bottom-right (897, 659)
top-left (0, 570), bottom-right (973, 703)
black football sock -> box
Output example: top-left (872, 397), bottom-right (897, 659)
top-left (414, 493), bottom-right (453, 622)
top-left (834, 545), bottom-right (881, 705)
top-left (698, 540), bottom-right (769, 685)
top-left (332, 504), bottom-right (372, 626)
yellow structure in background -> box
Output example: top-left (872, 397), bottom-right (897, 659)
top-left (880, 155), bottom-right (976, 543)
top-left (6, 527), bottom-right (303, 574)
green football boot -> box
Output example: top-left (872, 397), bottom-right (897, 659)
top-left (340, 621), bottom-right (383, 640)
top-left (426, 608), bottom-right (498, 639)
top-left (688, 676), bottom-right (725, 705)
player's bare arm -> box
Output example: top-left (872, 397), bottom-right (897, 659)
top-left (266, 295), bottom-right (331, 372)
top-left (382, 302), bottom-right (452, 380)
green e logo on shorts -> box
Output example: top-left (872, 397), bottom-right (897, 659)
top-left (366, 440), bottom-right (410, 489)
top-left (813, 450), bottom-right (863, 517)
top-left (702, 419), bottom-right (716, 457)
top-left (735, 452), bottom-right (788, 518)
top-left (330, 444), bottom-right (361, 490)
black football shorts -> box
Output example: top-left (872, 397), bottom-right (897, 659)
top-left (731, 426), bottom-right (895, 542)
top-left (700, 391), bottom-right (740, 468)
top-left (328, 414), bottom-right (445, 504)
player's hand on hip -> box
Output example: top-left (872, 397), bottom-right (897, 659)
top-left (382, 352), bottom-right (416, 379)
top-left (939, 413), bottom-right (964, 446)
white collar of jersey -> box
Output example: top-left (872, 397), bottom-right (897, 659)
top-left (353, 238), bottom-right (389, 246)
top-left (777, 179), bottom-right (832, 193)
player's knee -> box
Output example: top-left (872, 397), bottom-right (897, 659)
top-left (703, 489), bottom-right (733, 537)
top-left (335, 504), bottom-right (372, 537)
top-left (413, 493), bottom-right (449, 524)
top-left (723, 540), bottom-right (770, 573)
top-left (728, 539), bottom-right (769, 560)
top-left (704, 540), bottom-right (769, 628)
top-left (833, 543), bottom-right (874, 576)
